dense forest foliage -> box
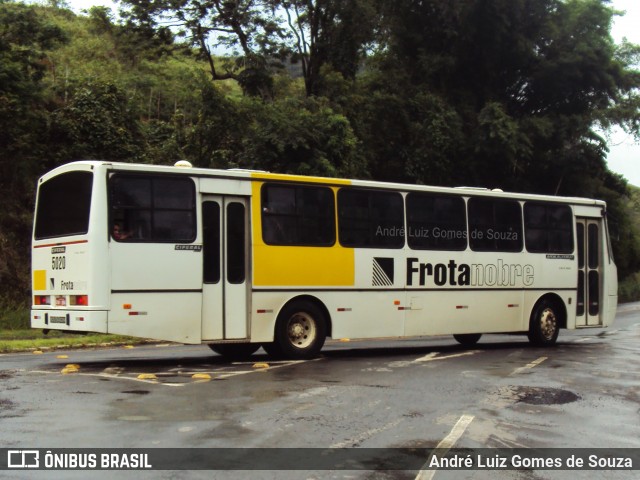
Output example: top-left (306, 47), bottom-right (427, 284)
top-left (2, 0), bottom-right (640, 309)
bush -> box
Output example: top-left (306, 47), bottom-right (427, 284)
top-left (0, 307), bottom-right (30, 330)
top-left (618, 272), bottom-right (640, 304)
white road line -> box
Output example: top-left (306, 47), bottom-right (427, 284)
top-left (414, 351), bottom-right (481, 363)
top-left (28, 358), bottom-right (319, 386)
top-left (216, 358), bottom-right (319, 379)
top-left (509, 356), bottom-right (547, 376)
top-left (29, 370), bottom-right (186, 387)
top-left (330, 418), bottom-right (404, 448)
top-left (413, 352), bottom-right (439, 362)
top-left (415, 414), bottom-right (475, 480)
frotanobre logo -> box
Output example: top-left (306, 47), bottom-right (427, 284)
top-left (373, 258), bottom-right (394, 286)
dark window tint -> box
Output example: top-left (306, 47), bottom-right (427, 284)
top-left (109, 175), bottom-right (196, 243)
top-left (577, 223), bottom-right (585, 268)
top-left (261, 184), bottom-right (335, 246)
top-left (202, 201), bottom-right (221, 284)
top-left (35, 171), bottom-right (93, 239)
top-left (588, 224), bottom-right (599, 269)
top-left (588, 270), bottom-right (600, 316)
top-left (524, 203), bottom-right (573, 253)
top-left (577, 270), bottom-right (585, 316)
top-left (227, 202), bottom-right (245, 284)
top-left (338, 189), bottom-right (404, 248)
top-left (407, 193), bottom-right (467, 250)
top-left (468, 198), bottom-right (523, 252)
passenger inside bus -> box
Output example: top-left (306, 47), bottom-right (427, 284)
top-left (112, 222), bottom-right (132, 241)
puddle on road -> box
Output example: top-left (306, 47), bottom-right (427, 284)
top-left (511, 386), bottom-right (580, 405)
top-left (487, 385), bottom-right (581, 409)
top-left (121, 390), bottom-right (151, 395)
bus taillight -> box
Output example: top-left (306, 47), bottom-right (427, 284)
top-left (70, 295), bottom-right (89, 306)
top-left (34, 295), bottom-right (50, 305)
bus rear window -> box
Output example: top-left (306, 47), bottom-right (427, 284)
top-left (34, 171), bottom-right (93, 239)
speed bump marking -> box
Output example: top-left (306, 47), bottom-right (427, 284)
top-left (61, 364), bottom-right (80, 374)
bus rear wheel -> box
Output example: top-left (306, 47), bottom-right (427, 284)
top-left (273, 300), bottom-right (327, 359)
top-left (453, 333), bottom-right (482, 346)
top-left (528, 299), bottom-right (560, 346)
top-left (208, 343), bottom-right (260, 360)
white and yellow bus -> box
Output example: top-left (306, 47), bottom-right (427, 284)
top-left (31, 161), bottom-right (617, 359)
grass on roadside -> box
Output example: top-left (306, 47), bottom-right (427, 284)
top-left (0, 329), bottom-right (144, 353)
top-left (0, 308), bottom-right (154, 353)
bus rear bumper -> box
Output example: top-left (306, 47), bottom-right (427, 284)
top-left (31, 309), bottom-right (108, 334)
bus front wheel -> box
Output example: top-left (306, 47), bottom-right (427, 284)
top-left (274, 300), bottom-right (327, 359)
top-left (528, 299), bottom-right (560, 346)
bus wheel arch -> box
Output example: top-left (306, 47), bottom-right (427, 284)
top-left (208, 343), bottom-right (260, 360)
top-left (528, 294), bottom-right (566, 346)
top-left (270, 295), bottom-right (330, 359)
top-left (453, 333), bottom-right (482, 346)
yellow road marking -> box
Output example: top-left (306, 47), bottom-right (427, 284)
top-left (509, 356), bottom-right (547, 376)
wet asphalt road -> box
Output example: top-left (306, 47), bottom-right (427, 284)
top-left (1, 304), bottom-right (639, 480)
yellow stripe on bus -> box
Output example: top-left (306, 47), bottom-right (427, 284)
top-left (253, 244), bottom-right (354, 287)
top-left (251, 180), bottom-right (354, 287)
top-left (33, 269), bottom-right (47, 291)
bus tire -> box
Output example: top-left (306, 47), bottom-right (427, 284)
top-left (453, 333), bottom-right (482, 346)
top-left (528, 299), bottom-right (560, 346)
top-left (274, 300), bottom-right (327, 359)
top-left (208, 343), bottom-right (260, 360)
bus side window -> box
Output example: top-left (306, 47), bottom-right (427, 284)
top-left (338, 188), bottom-right (405, 248)
top-left (109, 174), bottom-right (195, 243)
top-left (524, 202), bottom-right (573, 254)
top-left (261, 183), bottom-right (335, 246)
top-left (468, 198), bottom-right (523, 252)
top-left (406, 193), bottom-right (467, 250)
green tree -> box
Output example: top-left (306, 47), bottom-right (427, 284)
top-left (362, 0), bottom-right (640, 273)
top-left (0, 0), bottom-right (67, 307)
top-left (371, 0), bottom-right (640, 192)
top-left (49, 81), bottom-right (144, 162)
top-left (277, 0), bottom-right (381, 97)
top-left (185, 82), bottom-right (367, 177)
top-left (120, 0), bottom-right (282, 97)
top-left (239, 96), bottom-right (366, 176)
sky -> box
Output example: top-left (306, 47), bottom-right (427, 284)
top-left (58, 0), bottom-right (640, 185)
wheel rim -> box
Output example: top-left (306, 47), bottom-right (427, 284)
top-left (539, 307), bottom-right (557, 340)
top-left (286, 312), bottom-right (317, 349)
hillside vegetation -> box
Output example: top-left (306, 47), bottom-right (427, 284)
top-left (2, 0), bottom-right (640, 318)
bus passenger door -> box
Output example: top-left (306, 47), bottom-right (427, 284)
top-left (202, 196), bottom-right (250, 340)
top-left (576, 218), bottom-right (602, 327)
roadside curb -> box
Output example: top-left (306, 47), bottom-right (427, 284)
top-left (1, 339), bottom-right (162, 355)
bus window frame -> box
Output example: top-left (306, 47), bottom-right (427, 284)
top-left (523, 201), bottom-right (574, 254)
top-left (260, 182), bottom-right (336, 247)
top-left (337, 187), bottom-right (405, 249)
top-left (467, 197), bottom-right (524, 253)
top-left (34, 171), bottom-right (94, 240)
top-left (108, 173), bottom-right (197, 244)
top-left (406, 191), bottom-right (468, 251)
